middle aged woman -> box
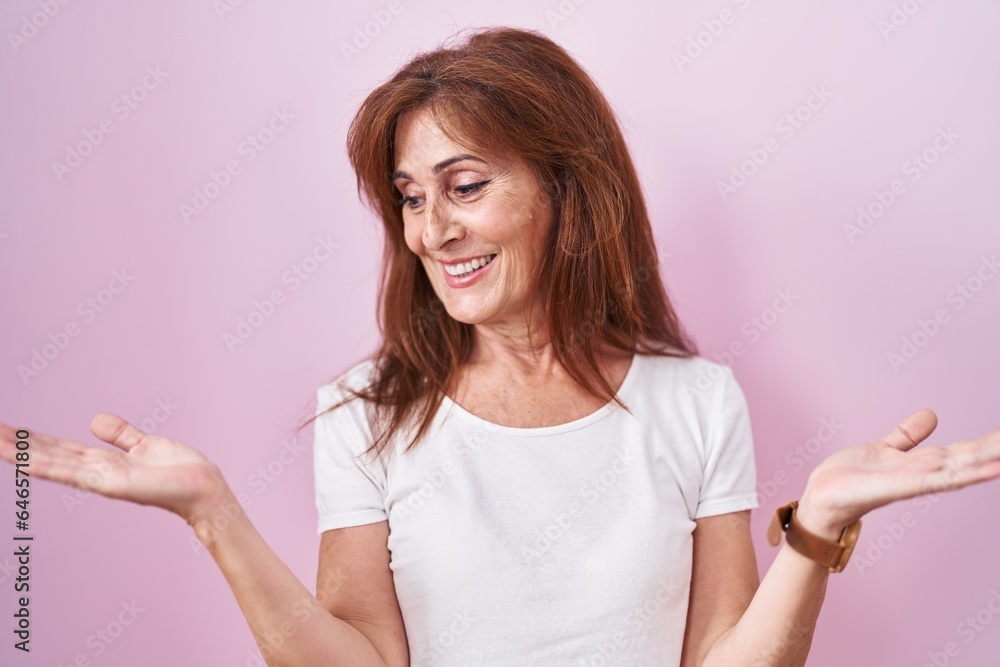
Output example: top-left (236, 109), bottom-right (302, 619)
top-left (2, 26), bottom-right (999, 667)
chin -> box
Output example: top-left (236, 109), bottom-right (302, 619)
top-left (440, 306), bottom-right (488, 325)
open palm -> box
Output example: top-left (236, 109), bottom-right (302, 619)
top-left (800, 409), bottom-right (1000, 532)
top-left (0, 413), bottom-right (225, 523)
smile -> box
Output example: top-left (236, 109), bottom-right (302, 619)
top-left (443, 254), bottom-right (496, 277)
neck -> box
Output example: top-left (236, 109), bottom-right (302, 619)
top-left (467, 315), bottom-right (560, 378)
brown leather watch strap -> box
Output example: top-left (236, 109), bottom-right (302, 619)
top-left (766, 500), bottom-right (862, 573)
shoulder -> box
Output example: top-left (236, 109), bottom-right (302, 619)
top-left (313, 359), bottom-right (383, 458)
top-left (316, 357), bottom-right (379, 409)
top-left (635, 353), bottom-right (736, 395)
top-left (630, 354), bottom-right (747, 427)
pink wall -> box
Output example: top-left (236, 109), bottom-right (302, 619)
top-left (2, 1), bottom-right (998, 665)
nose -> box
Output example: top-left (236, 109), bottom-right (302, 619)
top-left (421, 196), bottom-right (464, 250)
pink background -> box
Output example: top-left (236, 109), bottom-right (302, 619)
top-left (2, 1), bottom-right (999, 665)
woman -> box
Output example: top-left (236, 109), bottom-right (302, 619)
top-left (3, 27), bottom-right (999, 666)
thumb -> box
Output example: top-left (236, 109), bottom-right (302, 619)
top-left (90, 413), bottom-right (145, 452)
top-left (879, 408), bottom-right (938, 452)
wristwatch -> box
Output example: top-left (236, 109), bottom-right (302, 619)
top-left (766, 500), bottom-right (862, 573)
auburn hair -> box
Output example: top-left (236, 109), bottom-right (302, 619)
top-left (300, 26), bottom-right (697, 458)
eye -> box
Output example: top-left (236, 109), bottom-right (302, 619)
top-left (397, 194), bottom-right (423, 210)
top-left (453, 179), bottom-right (492, 198)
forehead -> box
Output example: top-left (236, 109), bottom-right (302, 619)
top-left (393, 109), bottom-right (471, 166)
top-left (393, 108), bottom-right (481, 171)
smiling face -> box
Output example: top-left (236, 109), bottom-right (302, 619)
top-left (392, 107), bottom-right (555, 327)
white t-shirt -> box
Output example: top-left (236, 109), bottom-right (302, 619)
top-left (313, 353), bottom-right (759, 667)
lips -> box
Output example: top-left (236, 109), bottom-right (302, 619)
top-left (440, 252), bottom-right (496, 288)
top-left (443, 253), bottom-right (497, 277)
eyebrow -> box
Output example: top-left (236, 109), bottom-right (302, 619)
top-left (391, 154), bottom-right (487, 181)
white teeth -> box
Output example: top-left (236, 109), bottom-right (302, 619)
top-left (445, 254), bottom-right (495, 277)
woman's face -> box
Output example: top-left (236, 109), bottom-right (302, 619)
top-left (393, 108), bottom-right (554, 327)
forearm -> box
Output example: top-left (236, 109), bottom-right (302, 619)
top-left (189, 479), bottom-right (389, 667)
top-left (700, 502), bottom-right (839, 667)
top-left (701, 542), bottom-right (828, 665)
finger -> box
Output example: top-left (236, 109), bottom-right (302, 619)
top-left (941, 427), bottom-right (1000, 469)
top-left (15, 441), bottom-right (126, 492)
top-left (918, 454), bottom-right (1000, 497)
top-left (879, 409), bottom-right (938, 452)
top-left (0, 422), bottom-right (86, 455)
top-left (0, 422), bottom-right (25, 443)
top-left (0, 423), bottom-right (132, 497)
top-left (0, 424), bottom-right (93, 464)
top-left (90, 413), bottom-right (146, 452)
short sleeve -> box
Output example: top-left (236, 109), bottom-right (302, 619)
top-left (694, 365), bottom-right (759, 519)
top-left (313, 382), bottom-right (387, 533)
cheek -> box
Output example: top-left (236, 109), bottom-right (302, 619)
top-left (509, 202), bottom-right (552, 250)
top-left (401, 217), bottom-right (423, 253)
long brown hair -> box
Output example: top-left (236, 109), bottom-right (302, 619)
top-left (300, 26), bottom-right (697, 458)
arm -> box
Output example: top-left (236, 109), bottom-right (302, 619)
top-left (0, 416), bottom-right (407, 667)
top-left (680, 503), bottom-right (836, 667)
top-left (685, 409), bottom-right (1000, 666)
top-left (191, 479), bottom-right (407, 667)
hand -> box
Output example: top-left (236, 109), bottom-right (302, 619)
top-left (795, 409), bottom-right (1000, 540)
top-left (0, 414), bottom-right (229, 526)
